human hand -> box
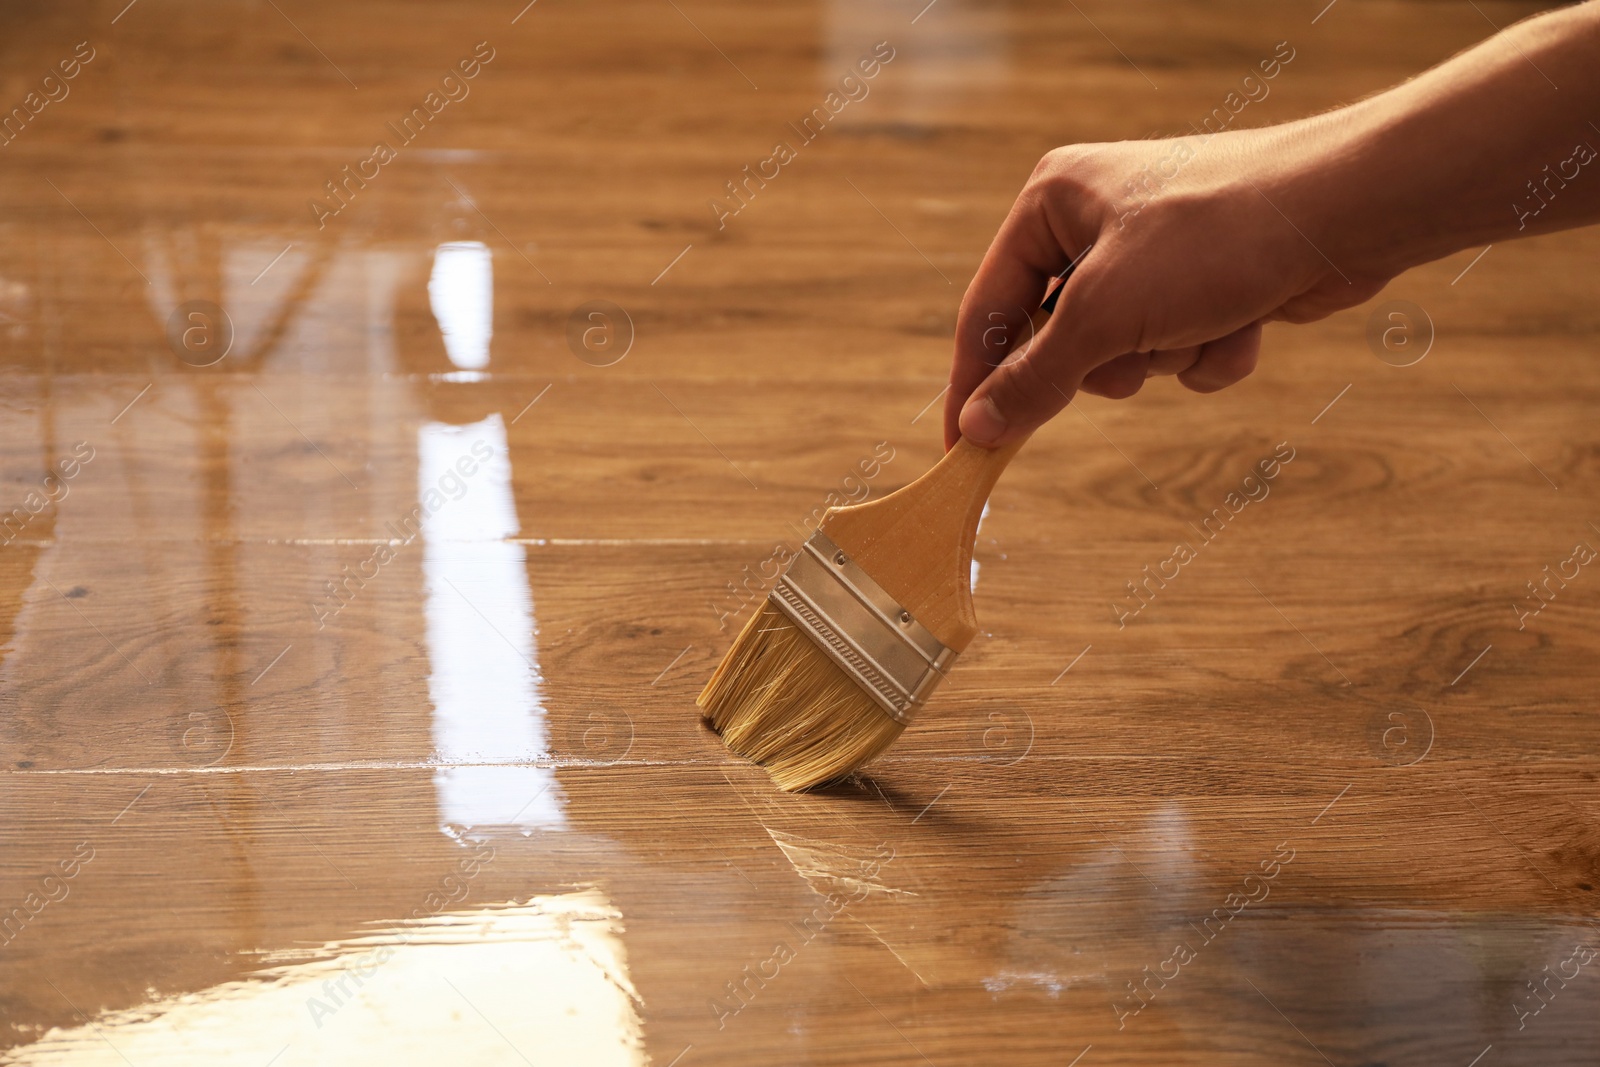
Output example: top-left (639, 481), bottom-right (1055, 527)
top-left (943, 128), bottom-right (1392, 449)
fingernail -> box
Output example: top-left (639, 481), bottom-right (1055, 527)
top-left (959, 396), bottom-right (1006, 446)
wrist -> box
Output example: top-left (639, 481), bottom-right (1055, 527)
top-left (1254, 102), bottom-right (1474, 284)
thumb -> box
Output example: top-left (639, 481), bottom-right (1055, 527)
top-left (956, 273), bottom-right (1127, 446)
top-left (957, 346), bottom-right (1073, 447)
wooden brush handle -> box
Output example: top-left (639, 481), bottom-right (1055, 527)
top-left (817, 257), bottom-right (1076, 651)
top-left (818, 434), bottom-right (1027, 653)
top-left (816, 259), bottom-right (1079, 650)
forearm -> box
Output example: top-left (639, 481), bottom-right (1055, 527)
top-left (945, 2), bottom-right (1600, 446)
top-left (1285, 1), bottom-right (1600, 275)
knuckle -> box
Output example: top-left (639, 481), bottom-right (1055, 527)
top-left (1030, 147), bottom-right (1064, 182)
top-left (1037, 143), bottom-right (1087, 173)
top-left (1029, 143), bottom-right (1096, 191)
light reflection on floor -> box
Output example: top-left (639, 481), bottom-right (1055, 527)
top-left (420, 235), bottom-right (564, 836)
top-left (4, 890), bottom-right (645, 1067)
top-left (419, 414), bottom-right (565, 836)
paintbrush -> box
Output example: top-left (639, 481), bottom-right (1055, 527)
top-left (699, 274), bottom-right (1069, 790)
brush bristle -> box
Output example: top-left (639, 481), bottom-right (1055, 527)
top-left (699, 600), bottom-right (905, 791)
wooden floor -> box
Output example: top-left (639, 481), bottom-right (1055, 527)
top-left (2, 0), bottom-right (1598, 1063)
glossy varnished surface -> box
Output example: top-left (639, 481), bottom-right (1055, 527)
top-left (2, 1), bottom-right (1598, 1064)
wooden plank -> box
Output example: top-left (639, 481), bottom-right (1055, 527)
top-left (1, 0), bottom-right (1596, 1063)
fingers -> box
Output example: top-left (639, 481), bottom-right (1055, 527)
top-left (944, 185), bottom-right (1082, 449)
top-left (1079, 352), bottom-right (1151, 399)
top-left (1143, 346), bottom-right (1201, 378)
top-left (1177, 322), bottom-right (1262, 393)
top-left (956, 346), bottom-right (1070, 445)
top-left (957, 315), bottom-right (1265, 446)
top-left (1076, 347), bottom-right (1198, 397)
top-left (954, 223), bottom-right (1171, 446)
top-left (943, 301), bottom-right (1032, 450)
top-left (956, 265), bottom-right (1133, 446)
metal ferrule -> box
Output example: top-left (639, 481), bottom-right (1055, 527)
top-left (767, 531), bottom-right (956, 724)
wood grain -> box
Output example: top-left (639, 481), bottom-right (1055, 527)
top-left (2, 0), bottom-right (1597, 1064)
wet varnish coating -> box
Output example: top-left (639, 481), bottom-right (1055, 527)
top-left (1, 1), bottom-right (1597, 1065)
